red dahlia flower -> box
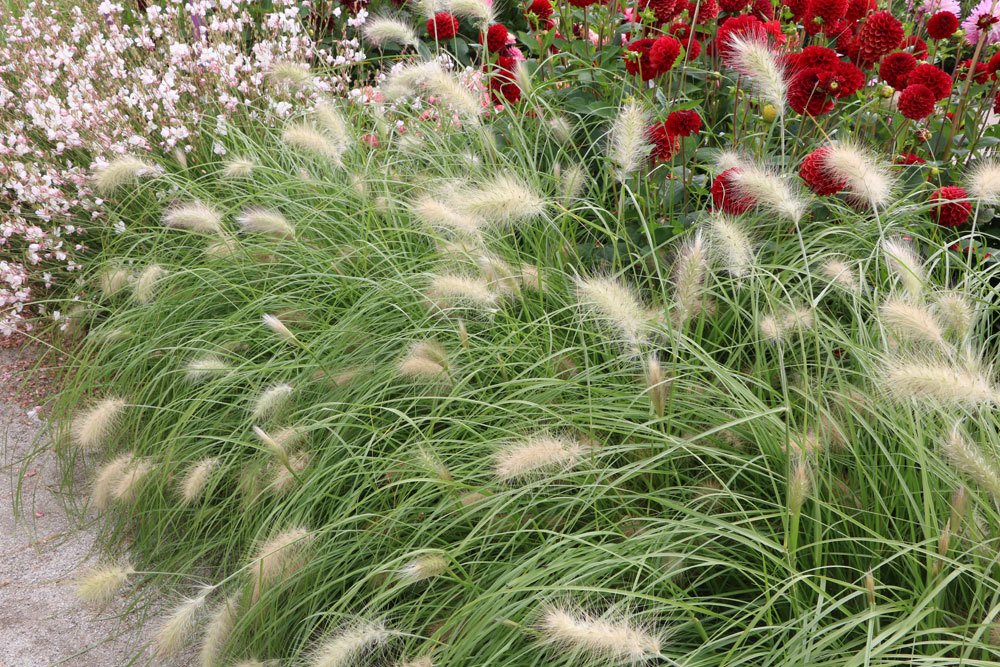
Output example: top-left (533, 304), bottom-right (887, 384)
top-left (712, 168), bottom-right (756, 214)
top-left (716, 15), bottom-right (783, 58)
top-left (879, 51), bottom-right (917, 89)
top-left (487, 65), bottom-right (521, 105)
top-left (811, 0), bottom-right (849, 24)
top-left (926, 11), bottom-right (959, 39)
top-left (645, 0), bottom-right (684, 23)
top-left (897, 84), bottom-right (936, 119)
top-left (751, 0), bottom-right (775, 19)
top-left (788, 62), bottom-right (865, 116)
top-left (799, 147), bottom-right (847, 196)
top-left (986, 51), bottom-right (1000, 77)
top-left (844, 0), bottom-right (876, 23)
top-left (526, 0), bottom-right (554, 20)
top-left (958, 58), bottom-right (991, 84)
top-left (648, 123), bottom-right (680, 162)
top-left (650, 35), bottom-right (682, 72)
top-left (994, 90), bottom-right (1000, 113)
top-left (427, 12), bottom-right (460, 39)
top-left (719, 0), bottom-right (749, 12)
top-left (689, 0), bottom-right (720, 22)
top-left (857, 11), bottom-right (903, 59)
top-left (625, 38), bottom-right (657, 79)
top-left (783, 0), bottom-right (809, 21)
top-left (906, 64), bottom-right (951, 100)
top-left (929, 186), bottom-right (971, 227)
top-left (568, 0), bottom-right (599, 7)
top-left (786, 45), bottom-right (840, 72)
top-left (665, 109), bottom-right (702, 136)
top-left (484, 24), bottom-right (510, 52)
top-left (895, 153), bottom-right (926, 165)
top-left (901, 36), bottom-right (928, 59)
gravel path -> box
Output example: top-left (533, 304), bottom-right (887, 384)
top-left (0, 346), bottom-right (148, 667)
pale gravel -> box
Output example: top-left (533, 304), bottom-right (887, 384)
top-left (0, 346), bottom-right (154, 667)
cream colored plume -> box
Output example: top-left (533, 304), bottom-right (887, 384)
top-left (185, 354), bottom-right (233, 383)
top-left (724, 157), bottom-right (806, 223)
top-left (397, 553), bottom-right (449, 584)
top-left (249, 526), bottom-right (313, 601)
top-left (283, 122), bottom-right (343, 163)
top-left (411, 195), bottom-right (485, 236)
top-left (398, 341), bottom-right (452, 383)
top-left (426, 274), bottom-right (498, 311)
top-left (608, 100), bottom-right (650, 181)
top-left (453, 173), bottom-right (546, 227)
top-left (154, 590), bottom-right (210, 658)
top-left (967, 160), bottom-right (1000, 204)
top-left (821, 143), bottom-right (893, 210)
top-left (672, 232), bottom-right (710, 325)
top-left (879, 298), bottom-right (946, 347)
top-left (237, 208), bottom-right (294, 240)
top-left (723, 34), bottom-right (787, 117)
top-left (707, 215), bottom-right (755, 278)
top-left (443, 0), bottom-right (494, 25)
top-left (819, 258), bottom-right (860, 293)
top-left (575, 275), bottom-right (650, 350)
top-left (494, 433), bottom-right (587, 482)
top-left (92, 452), bottom-right (134, 509)
top-left (222, 157), bottom-right (255, 179)
top-left (179, 457), bottom-right (220, 505)
top-left (72, 397), bottom-right (126, 451)
top-left (252, 383), bottom-right (294, 421)
top-left (383, 61), bottom-right (481, 120)
top-left (883, 358), bottom-right (1000, 407)
top-left (537, 605), bottom-right (661, 663)
top-left (93, 156), bottom-right (160, 194)
top-left (934, 291), bottom-right (976, 339)
top-left (309, 622), bottom-right (393, 667)
top-left (200, 595), bottom-right (241, 667)
top-left (943, 424), bottom-right (1000, 501)
top-left (882, 237), bottom-right (925, 299)
top-left (363, 16), bottom-right (419, 47)
top-left (163, 201), bottom-right (223, 234)
top-left (268, 61), bottom-right (312, 88)
top-left (75, 562), bottom-right (134, 604)
top-left (133, 264), bottom-right (167, 304)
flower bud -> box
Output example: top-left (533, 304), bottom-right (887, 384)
top-left (761, 104), bottom-right (778, 122)
top-left (880, 84), bottom-right (894, 98)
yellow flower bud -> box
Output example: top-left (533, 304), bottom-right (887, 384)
top-left (761, 104), bottom-right (778, 122)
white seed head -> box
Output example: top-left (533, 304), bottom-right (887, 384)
top-left (609, 100), bottom-right (650, 181)
top-left (723, 34), bottom-right (787, 116)
top-left (760, 306), bottom-right (814, 344)
top-left (179, 457), bottom-right (220, 505)
top-left (200, 595), bottom-right (241, 667)
top-left (707, 215), bottom-right (755, 278)
top-left (557, 163), bottom-right (588, 203)
top-left (133, 264), bottom-right (166, 304)
top-left (75, 562), bottom-right (134, 604)
top-left (309, 622), bottom-right (393, 667)
top-left (883, 359), bottom-right (1000, 407)
top-left (164, 201), bottom-right (223, 234)
top-left (443, 0), bottom-right (494, 25)
top-left (819, 258), bottom-right (860, 293)
top-left (537, 605), bottom-right (661, 663)
top-left (943, 424), bottom-right (1000, 501)
top-left (879, 298), bottom-right (946, 347)
top-left (426, 273), bottom-right (498, 311)
top-left (111, 457), bottom-right (153, 503)
top-left (383, 61), bottom-right (481, 120)
top-left (92, 452), bottom-right (134, 509)
top-left (252, 383), bottom-right (294, 422)
top-left (99, 267), bottom-right (131, 298)
top-left (154, 591), bottom-right (209, 658)
top-left (283, 122), bottom-right (343, 162)
top-left (822, 143), bottom-right (893, 210)
top-left (575, 275), bottom-right (650, 350)
top-left (548, 116), bottom-right (575, 145)
top-left (262, 313), bottom-right (298, 344)
top-left (93, 156), bottom-right (159, 194)
top-left (363, 16), bottom-right (419, 47)
top-left (313, 101), bottom-right (351, 153)
top-left (934, 291), bottom-right (976, 339)
top-left (411, 195), bottom-right (485, 236)
top-left (453, 173), bottom-right (546, 227)
top-left (237, 208), bottom-right (294, 240)
top-left (249, 526), bottom-right (313, 600)
top-left (788, 457), bottom-right (811, 513)
top-left (494, 434), bottom-right (587, 482)
top-left (72, 397), bottom-right (126, 451)
top-left (185, 354), bottom-right (233, 383)
top-left (222, 157), bottom-right (255, 179)
top-left (672, 231), bottom-right (710, 325)
top-left (268, 61), bottom-right (312, 88)
top-left (268, 450), bottom-right (311, 494)
top-left (882, 237), bottom-right (925, 299)
top-left (967, 160), bottom-right (1000, 204)
top-left (728, 161), bottom-right (806, 223)
top-left (398, 341), bottom-right (451, 382)
top-left (397, 553), bottom-right (449, 584)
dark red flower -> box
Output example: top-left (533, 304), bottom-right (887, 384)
top-left (716, 15), bottom-right (768, 58)
top-left (648, 122), bottom-right (680, 162)
top-left (787, 61), bottom-right (864, 115)
top-left (811, 0), bottom-right (848, 23)
top-left (719, 0), bottom-right (748, 12)
top-left (483, 24), bottom-right (509, 52)
top-left (879, 51), bottom-right (917, 89)
top-left (665, 109), bottom-right (702, 136)
top-left (712, 168), bottom-right (755, 214)
top-left (958, 58), bottom-right (991, 85)
top-left (487, 65), bottom-right (521, 105)
top-left (895, 152), bottom-right (926, 165)
top-left (782, 0), bottom-right (809, 21)
top-left (987, 51), bottom-right (1000, 78)
top-left (926, 11), bottom-right (958, 39)
top-left (650, 35), bottom-right (682, 72)
top-left (906, 64), bottom-right (951, 100)
top-left (901, 36), bottom-right (928, 59)
top-left (525, 0), bottom-right (554, 21)
top-left (689, 0), bottom-right (719, 22)
top-left (750, 0), bottom-right (775, 19)
top-left (685, 39), bottom-right (703, 59)
top-left (568, 0), bottom-right (598, 7)
top-left (427, 12), bottom-right (460, 39)
top-left (897, 84), bottom-right (936, 120)
top-left (624, 38), bottom-right (657, 79)
top-left (857, 11), bottom-right (903, 59)
top-left (995, 90), bottom-right (1000, 114)
top-left (786, 45), bottom-right (840, 73)
top-left (823, 19), bottom-right (851, 39)
top-left (929, 186), bottom-right (971, 227)
top-left (799, 147), bottom-right (847, 196)
top-left (844, 0), bottom-right (875, 23)
top-left (645, 0), bottom-right (684, 23)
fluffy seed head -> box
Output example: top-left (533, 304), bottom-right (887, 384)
top-left (154, 591), bottom-right (209, 658)
top-left (268, 450), bottom-right (311, 494)
top-left (575, 275), bottom-right (650, 350)
top-left (249, 526), bottom-right (313, 600)
top-left (99, 267), bottom-right (131, 298)
top-left (237, 208), bottom-right (294, 240)
top-left (882, 237), bottom-right (925, 299)
top-left (268, 61), bottom-right (312, 88)
top-left (557, 163), bottom-right (588, 203)
top-left (72, 397), bottom-right (126, 451)
top-left (313, 101), bottom-right (351, 151)
top-left (93, 156), bottom-right (159, 194)
top-left (205, 234), bottom-right (240, 258)
top-left (75, 562), bottom-right (134, 604)
top-left (283, 122), bottom-right (343, 162)
top-left (397, 553), bottom-right (449, 584)
top-left (179, 457), bottom-right (220, 505)
top-left (760, 306), bottom-right (814, 343)
top-left (821, 143), bottom-right (893, 210)
top-left (222, 157), bottom-right (255, 179)
top-left (454, 173), bottom-right (546, 227)
top-left (252, 383), bottom-right (294, 421)
top-left (707, 215), bottom-right (755, 278)
top-left (609, 101), bottom-right (650, 181)
top-left (363, 16), bottom-right (419, 47)
top-left (724, 34), bottom-right (787, 116)
top-left (726, 161), bottom-right (806, 223)
top-left (185, 354), bottom-right (233, 383)
top-left (262, 313), bottom-right (298, 344)
top-left (111, 457), bottom-right (153, 503)
top-left (411, 195), bottom-right (485, 236)
top-left (820, 258), bottom-right (860, 292)
top-left (163, 202), bottom-right (223, 234)
top-left (200, 595), bottom-right (241, 667)
top-left (133, 265), bottom-right (166, 304)
top-left (883, 359), bottom-right (1000, 407)
top-left (444, 0), bottom-right (494, 25)
top-left (494, 433), bottom-right (586, 482)
top-left (92, 452), bottom-right (134, 509)
top-left (397, 658), bottom-right (434, 667)
top-left (943, 424), bottom-right (1000, 501)
top-left (967, 160), bottom-right (1000, 204)
top-left (537, 605), bottom-right (661, 662)
top-left (934, 291), bottom-right (975, 339)
top-left (788, 458), bottom-right (811, 513)
top-left (384, 61), bottom-right (481, 119)
top-left (399, 341), bottom-right (452, 382)
top-left (309, 622), bottom-right (393, 667)
top-left (645, 354), bottom-right (670, 418)
top-left (879, 298), bottom-right (946, 346)
top-left (672, 232), bottom-right (710, 325)
top-left (426, 274), bottom-right (498, 311)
